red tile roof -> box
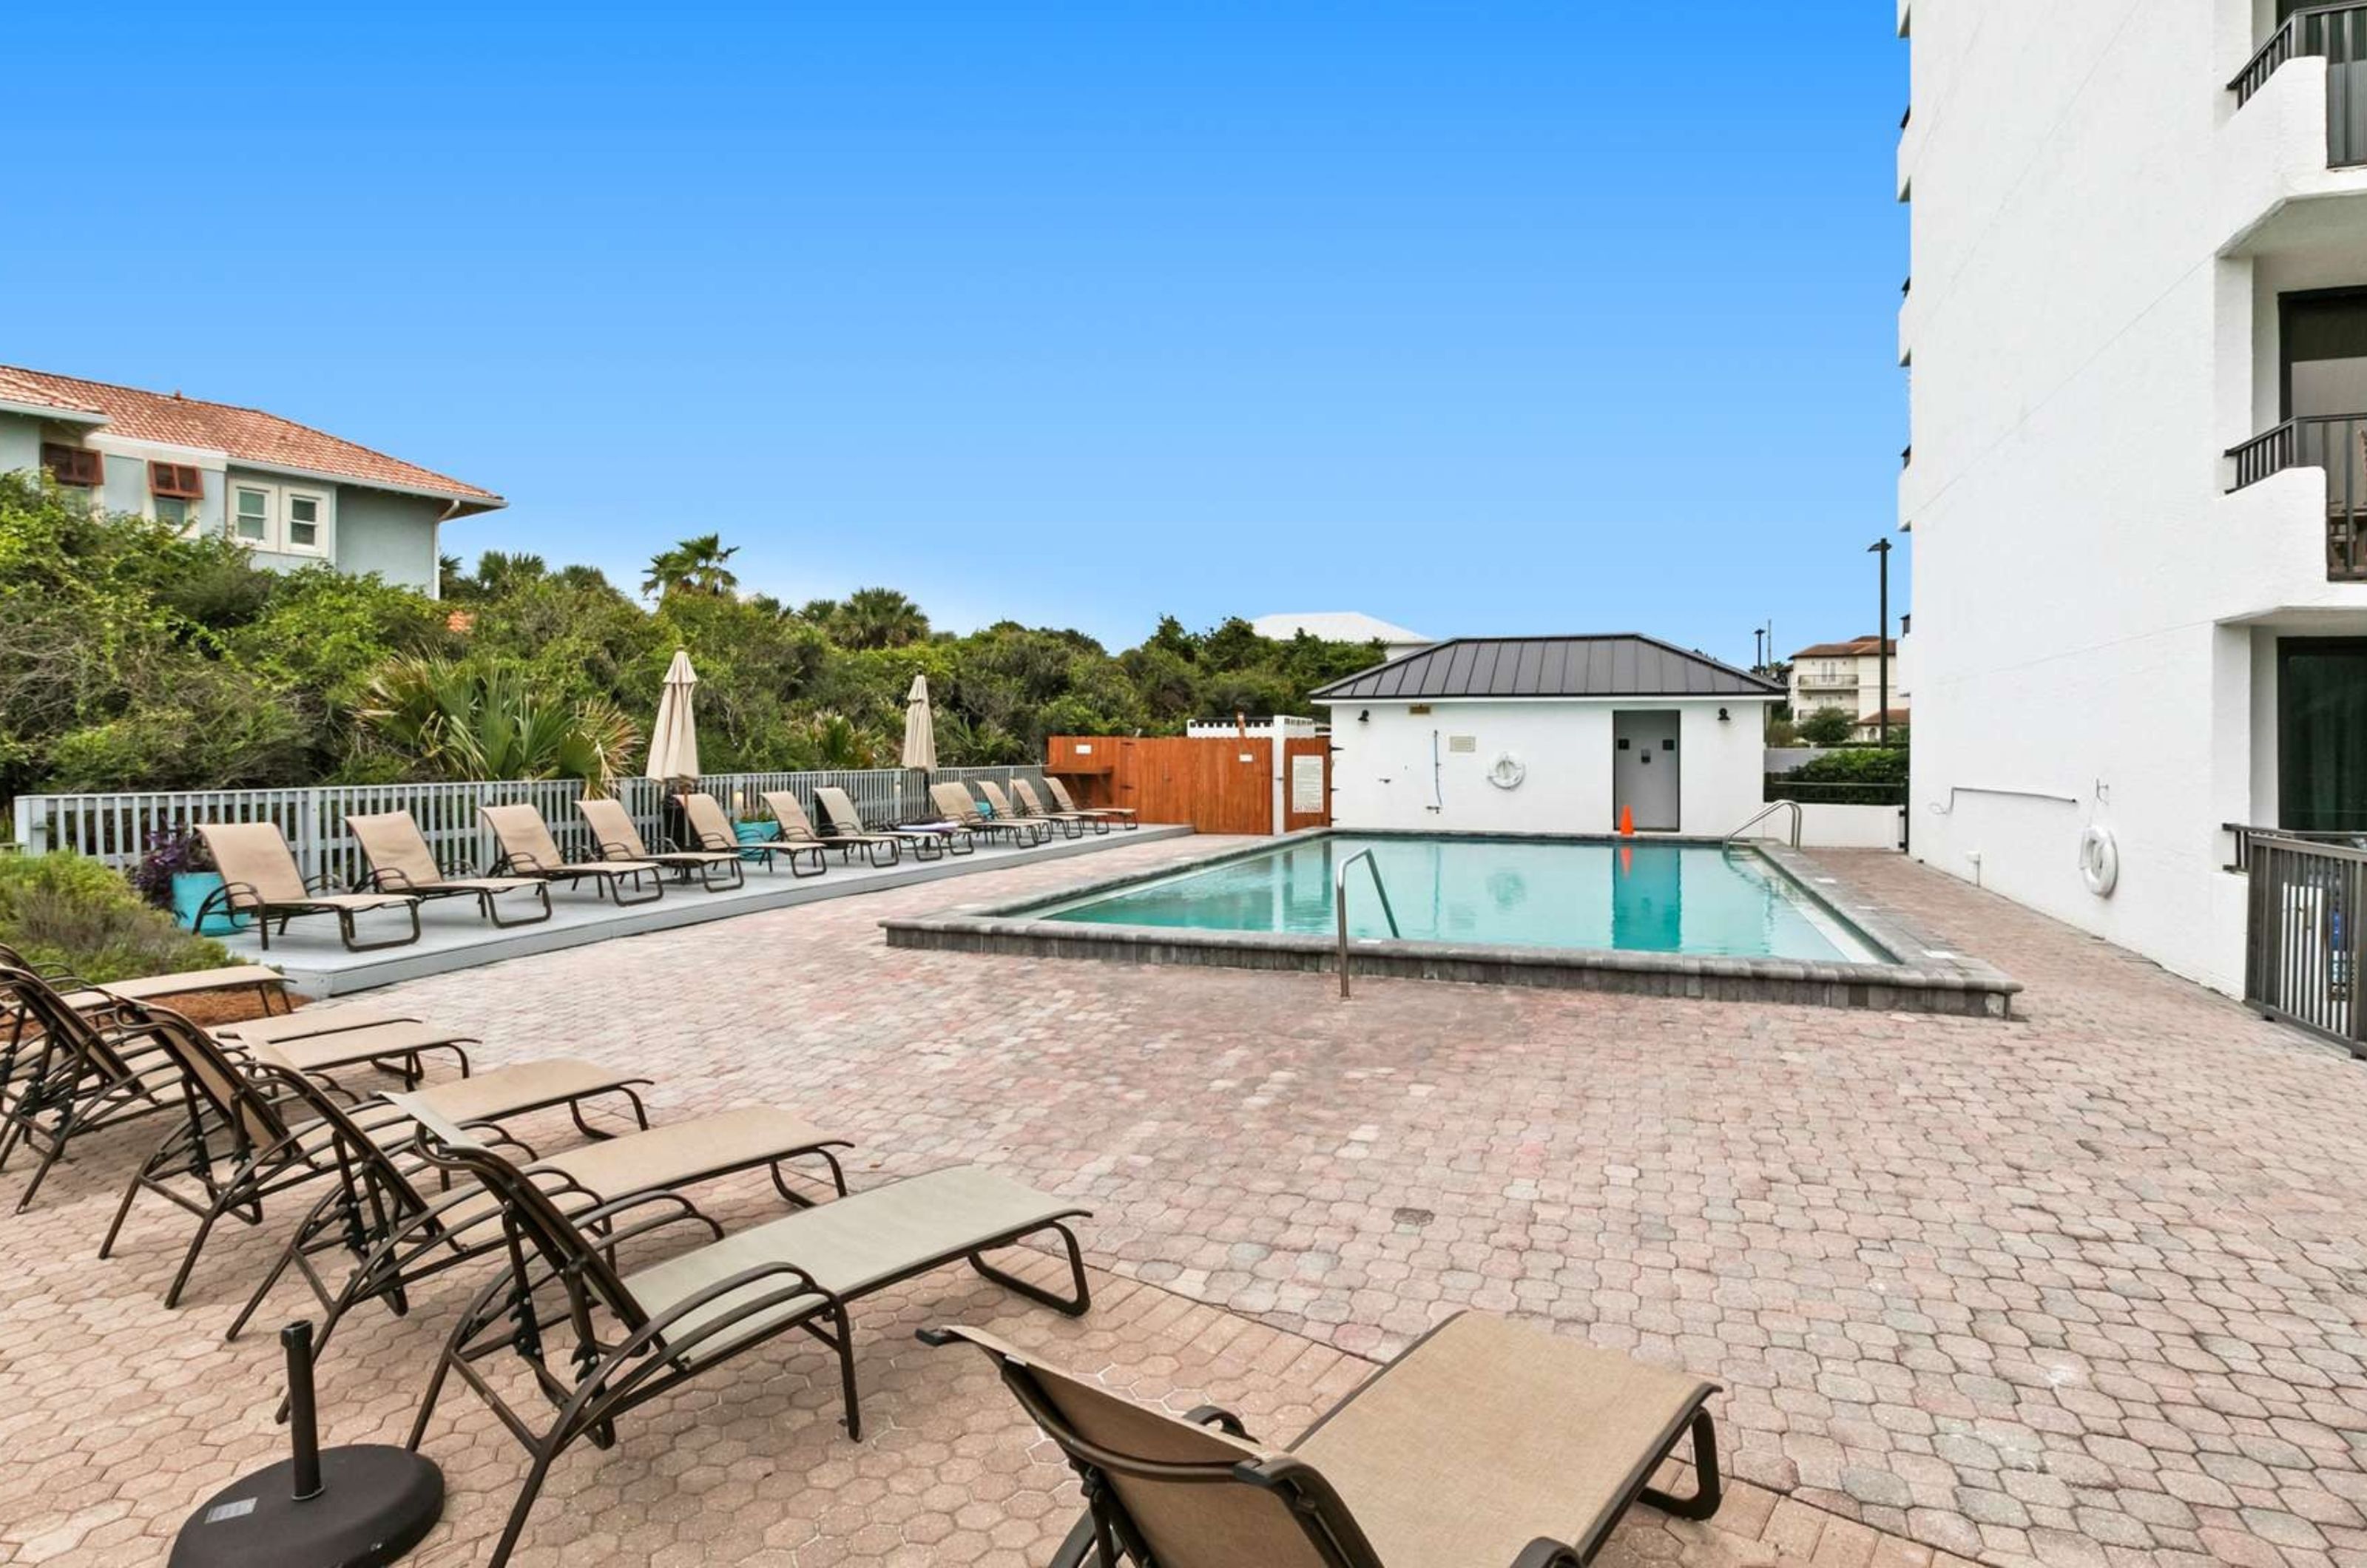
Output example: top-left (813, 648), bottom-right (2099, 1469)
top-left (0, 365), bottom-right (502, 512)
top-left (1792, 637), bottom-right (1897, 659)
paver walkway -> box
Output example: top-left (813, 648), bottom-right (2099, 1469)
top-left (5, 837), bottom-right (2363, 1568)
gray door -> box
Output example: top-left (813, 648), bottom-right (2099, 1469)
top-left (1612, 710), bottom-right (1681, 831)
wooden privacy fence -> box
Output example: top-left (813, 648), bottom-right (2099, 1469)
top-left (9, 765), bottom-right (1048, 887)
top-left (1047, 735), bottom-right (1288, 835)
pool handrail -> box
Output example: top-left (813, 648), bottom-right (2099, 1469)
top-left (1334, 848), bottom-right (1400, 999)
top-left (1723, 800), bottom-right (1803, 854)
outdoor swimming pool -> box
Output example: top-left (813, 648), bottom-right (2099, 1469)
top-left (1032, 834), bottom-right (1887, 963)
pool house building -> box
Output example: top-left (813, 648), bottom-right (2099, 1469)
top-left (1309, 635), bottom-right (1783, 837)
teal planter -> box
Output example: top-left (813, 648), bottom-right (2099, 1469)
top-left (172, 872), bottom-right (249, 935)
top-left (733, 821), bottom-right (780, 862)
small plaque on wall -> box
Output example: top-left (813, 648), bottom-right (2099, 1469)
top-left (1291, 754), bottom-right (1326, 814)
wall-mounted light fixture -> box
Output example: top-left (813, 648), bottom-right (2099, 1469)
top-left (1717, 707), bottom-right (1731, 722)
top-left (1358, 709), bottom-right (1370, 723)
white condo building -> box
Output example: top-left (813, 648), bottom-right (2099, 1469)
top-left (1902, 1), bottom-right (2367, 995)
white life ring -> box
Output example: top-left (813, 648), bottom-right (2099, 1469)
top-left (2079, 825), bottom-right (2118, 897)
top-left (1487, 751), bottom-right (1527, 790)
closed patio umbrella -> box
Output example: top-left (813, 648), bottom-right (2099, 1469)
top-left (901, 674), bottom-right (938, 773)
top-left (646, 649), bottom-right (700, 781)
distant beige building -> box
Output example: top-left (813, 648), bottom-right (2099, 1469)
top-left (1789, 636), bottom-right (1905, 735)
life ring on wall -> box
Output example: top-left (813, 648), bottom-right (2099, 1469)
top-left (1486, 751), bottom-right (1526, 790)
top-left (2079, 825), bottom-right (2119, 898)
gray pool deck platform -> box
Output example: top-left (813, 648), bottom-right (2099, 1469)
top-left (225, 823), bottom-right (1194, 996)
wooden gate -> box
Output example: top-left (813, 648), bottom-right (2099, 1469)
top-left (1282, 737), bottom-right (1331, 831)
top-left (1047, 735), bottom-right (1277, 834)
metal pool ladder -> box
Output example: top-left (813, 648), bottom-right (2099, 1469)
top-left (1723, 800), bottom-right (1803, 854)
top-left (1334, 848), bottom-right (1401, 999)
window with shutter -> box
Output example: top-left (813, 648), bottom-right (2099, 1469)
top-left (149, 462), bottom-right (203, 499)
top-left (40, 443), bottom-right (103, 487)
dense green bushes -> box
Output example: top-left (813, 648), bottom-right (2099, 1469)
top-left (0, 852), bottom-right (231, 983)
top-left (0, 473), bottom-right (1387, 803)
top-left (1786, 747), bottom-right (1908, 785)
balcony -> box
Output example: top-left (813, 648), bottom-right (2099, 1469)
top-left (2226, 413), bottom-right (2367, 580)
top-left (2234, 4), bottom-right (2367, 168)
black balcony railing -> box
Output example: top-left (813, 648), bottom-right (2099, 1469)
top-left (2243, 832), bottom-right (2367, 1054)
top-left (2232, 3), bottom-right (2367, 166)
top-left (2226, 413), bottom-right (2367, 580)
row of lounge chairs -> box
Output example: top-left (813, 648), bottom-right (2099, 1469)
top-left (193, 775), bottom-right (1135, 952)
top-left (0, 950), bottom-right (1725, 1567)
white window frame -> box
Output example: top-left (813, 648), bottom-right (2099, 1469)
top-left (229, 481), bottom-right (277, 548)
top-left (223, 479), bottom-right (335, 558)
top-left (280, 486), bottom-right (332, 558)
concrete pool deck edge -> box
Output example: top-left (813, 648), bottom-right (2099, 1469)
top-left (881, 830), bottom-right (2022, 1018)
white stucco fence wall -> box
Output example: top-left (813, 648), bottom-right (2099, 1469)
top-left (1743, 803), bottom-right (1904, 851)
top-left (1325, 698), bottom-right (1773, 837)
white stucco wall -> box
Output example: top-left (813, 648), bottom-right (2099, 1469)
top-left (1901, 1), bottom-right (2367, 998)
top-left (1323, 698), bottom-right (1772, 837)
top-left (335, 487), bottom-right (443, 592)
top-left (0, 411), bottom-right (42, 476)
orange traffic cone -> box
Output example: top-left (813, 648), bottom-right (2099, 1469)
top-left (1618, 804), bottom-right (1634, 836)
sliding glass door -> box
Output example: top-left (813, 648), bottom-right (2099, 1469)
top-left (2280, 638), bottom-right (2367, 831)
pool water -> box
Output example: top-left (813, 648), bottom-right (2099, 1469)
top-left (1037, 835), bottom-right (1885, 963)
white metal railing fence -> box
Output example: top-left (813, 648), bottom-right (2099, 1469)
top-left (9, 765), bottom-right (1051, 887)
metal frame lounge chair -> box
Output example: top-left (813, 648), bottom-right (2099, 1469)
top-left (481, 803), bottom-right (665, 906)
top-left (924, 1310), bottom-right (1723, 1568)
top-left (349, 810), bottom-right (553, 927)
top-left (977, 779), bottom-right (1085, 840)
top-left (680, 791), bottom-right (827, 879)
top-left (578, 796), bottom-right (746, 891)
top-left (226, 1079), bottom-right (849, 1409)
top-left (0, 941), bottom-right (292, 1018)
top-left (1010, 778), bottom-right (1109, 838)
top-left (763, 788), bottom-right (900, 868)
top-left (813, 784), bottom-right (971, 859)
top-left (0, 965), bottom-right (476, 1213)
top-left (96, 1002), bottom-right (631, 1309)
top-left (402, 1121), bottom-right (1093, 1568)
top-left (1046, 774), bottom-right (1138, 828)
top-left (931, 782), bottom-right (1052, 847)
top-left (196, 822), bottom-right (422, 953)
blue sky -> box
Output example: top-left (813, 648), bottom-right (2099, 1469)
top-left (6, 2), bottom-right (1905, 667)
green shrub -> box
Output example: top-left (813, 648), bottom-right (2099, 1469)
top-left (0, 852), bottom-right (232, 983)
top-left (1795, 707), bottom-right (1857, 746)
top-left (1788, 746), bottom-right (1908, 785)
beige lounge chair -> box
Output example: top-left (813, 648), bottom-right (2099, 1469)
top-left (0, 964), bottom-right (473, 1214)
top-left (404, 1124), bottom-right (1091, 1568)
top-left (761, 789), bottom-right (899, 867)
top-left (1046, 774), bottom-right (1137, 828)
top-left (0, 943), bottom-right (294, 1020)
top-left (931, 782), bottom-right (1049, 846)
top-left (196, 822), bottom-right (422, 952)
top-left (481, 803), bottom-right (664, 905)
top-left (578, 797), bottom-right (745, 891)
top-left (976, 780), bottom-right (1078, 842)
top-left (814, 784), bottom-right (970, 860)
top-left (925, 1310), bottom-right (1723, 1568)
top-left (681, 791), bottom-right (825, 879)
top-left (225, 1068), bottom-right (849, 1395)
top-left (349, 810), bottom-right (553, 927)
top-left (98, 1003), bottom-right (655, 1309)
top-left (1011, 777), bottom-right (1106, 837)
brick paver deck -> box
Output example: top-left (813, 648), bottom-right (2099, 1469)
top-left (4, 838), bottom-right (2362, 1567)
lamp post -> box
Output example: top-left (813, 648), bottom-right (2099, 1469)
top-left (1867, 538), bottom-right (1893, 746)
top-left (1752, 626), bottom-right (1765, 674)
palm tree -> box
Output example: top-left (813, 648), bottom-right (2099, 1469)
top-left (357, 656), bottom-right (640, 794)
top-left (834, 587), bottom-right (931, 649)
top-left (642, 534), bottom-right (740, 599)
top-left (472, 550), bottom-right (549, 599)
